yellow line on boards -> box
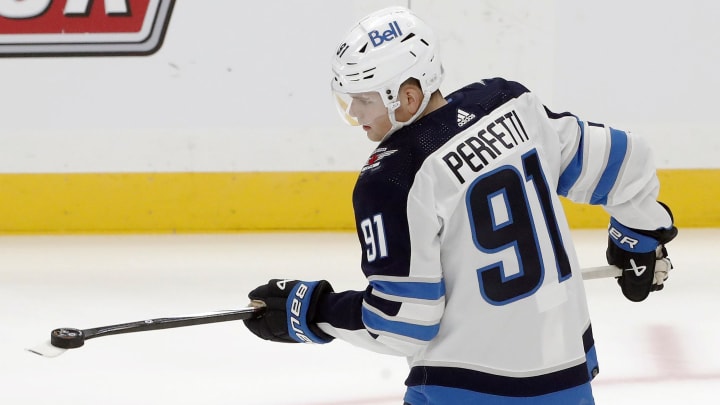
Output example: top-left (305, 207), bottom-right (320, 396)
top-left (0, 172), bottom-right (357, 233)
top-left (0, 169), bottom-right (715, 234)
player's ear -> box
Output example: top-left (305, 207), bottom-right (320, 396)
top-left (400, 83), bottom-right (424, 115)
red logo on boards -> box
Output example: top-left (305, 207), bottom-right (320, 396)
top-left (0, 0), bottom-right (175, 57)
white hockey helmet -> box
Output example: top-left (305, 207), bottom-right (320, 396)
top-left (331, 6), bottom-right (443, 136)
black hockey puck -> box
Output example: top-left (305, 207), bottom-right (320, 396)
top-left (51, 328), bottom-right (85, 349)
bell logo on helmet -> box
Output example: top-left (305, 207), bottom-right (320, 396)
top-left (368, 21), bottom-right (403, 47)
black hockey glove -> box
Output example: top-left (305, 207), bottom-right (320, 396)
top-left (243, 279), bottom-right (334, 344)
top-left (606, 217), bottom-right (678, 302)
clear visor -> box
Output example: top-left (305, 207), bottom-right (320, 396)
top-left (332, 90), bottom-right (389, 127)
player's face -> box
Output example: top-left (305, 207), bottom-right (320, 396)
top-left (350, 94), bottom-right (392, 142)
top-left (334, 91), bottom-right (391, 142)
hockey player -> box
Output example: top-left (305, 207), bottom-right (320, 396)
top-left (243, 6), bottom-right (677, 404)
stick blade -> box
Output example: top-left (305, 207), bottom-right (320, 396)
top-left (26, 340), bottom-right (68, 358)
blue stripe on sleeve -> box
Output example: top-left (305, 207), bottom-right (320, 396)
top-left (362, 306), bottom-right (440, 341)
top-left (557, 119), bottom-right (584, 197)
top-left (590, 128), bottom-right (628, 205)
top-left (369, 279), bottom-right (445, 300)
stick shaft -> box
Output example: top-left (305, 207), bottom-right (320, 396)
top-left (79, 267), bottom-right (617, 341)
top-left (46, 267), bottom-right (619, 349)
top-left (82, 304), bottom-right (265, 341)
top-left (581, 265), bottom-right (622, 280)
top-left (33, 269), bottom-right (618, 357)
top-left (75, 267), bottom-right (617, 341)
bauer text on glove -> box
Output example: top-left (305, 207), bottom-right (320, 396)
top-left (243, 279), bottom-right (334, 343)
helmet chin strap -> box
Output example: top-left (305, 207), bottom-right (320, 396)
top-left (380, 91), bottom-right (433, 141)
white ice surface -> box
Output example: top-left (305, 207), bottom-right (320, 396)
top-left (1, 229), bottom-right (717, 404)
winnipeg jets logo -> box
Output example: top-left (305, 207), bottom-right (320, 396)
top-left (361, 148), bottom-right (397, 173)
top-left (624, 259), bottom-right (647, 277)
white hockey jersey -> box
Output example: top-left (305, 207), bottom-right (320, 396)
top-left (315, 78), bottom-right (672, 404)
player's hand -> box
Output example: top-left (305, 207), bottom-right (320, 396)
top-left (243, 279), bottom-right (334, 343)
top-left (606, 218), bottom-right (678, 302)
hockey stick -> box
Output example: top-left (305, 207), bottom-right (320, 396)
top-left (27, 301), bottom-right (266, 358)
top-left (27, 266), bottom-right (620, 359)
top-left (581, 264), bottom-right (622, 280)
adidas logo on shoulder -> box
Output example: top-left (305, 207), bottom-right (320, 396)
top-left (457, 109), bottom-right (476, 127)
